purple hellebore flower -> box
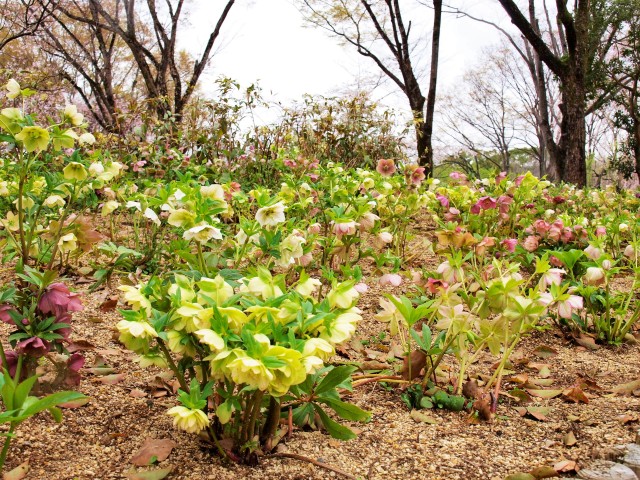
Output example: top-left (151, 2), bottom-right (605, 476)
top-left (38, 282), bottom-right (83, 318)
top-left (16, 336), bottom-right (50, 358)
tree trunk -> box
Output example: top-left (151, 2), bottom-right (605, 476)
top-left (423, 0), bottom-right (442, 176)
top-left (415, 110), bottom-right (429, 168)
top-left (634, 118), bottom-right (640, 177)
top-left (557, 74), bottom-right (587, 186)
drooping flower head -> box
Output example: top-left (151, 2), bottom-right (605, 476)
top-left (38, 282), bottom-right (83, 319)
top-left (376, 158), bottom-right (396, 177)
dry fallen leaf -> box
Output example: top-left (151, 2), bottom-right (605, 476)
top-left (562, 385), bottom-right (589, 404)
top-left (610, 378), bottom-right (640, 395)
top-left (532, 346), bottom-right (558, 359)
top-left (553, 459), bottom-right (576, 473)
top-left (528, 465), bottom-right (558, 478)
top-left (575, 334), bottom-right (599, 350)
top-left (401, 350), bottom-right (427, 380)
top-left (3, 461), bottom-right (29, 480)
top-left (516, 406), bottom-right (550, 421)
top-left (130, 438), bottom-right (176, 466)
top-left (99, 295), bottom-right (119, 312)
top-left (97, 373), bottom-right (126, 385)
top-left (409, 410), bottom-right (438, 424)
top-left (563, 431), bottom-right (577, 446)
top-left (129, 389), bottom-right (148, 398)
top-left (525, 389), bottom-right (563, 399)
top-left (125, 467), bottom-right (173, 480)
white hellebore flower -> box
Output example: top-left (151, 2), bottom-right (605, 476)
top-left (255, 202), bottom-right (286, 227)
top-left (79, 132), bottom-right (96, 145)
top-left (144, 208), bottom-right (161, 226)
top-left (183, 224), bottom-right (223, 243)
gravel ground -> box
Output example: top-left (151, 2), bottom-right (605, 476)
top-left (3, 278), bottom-right (640, 480)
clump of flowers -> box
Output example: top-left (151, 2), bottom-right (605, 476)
top-left (118, 270), bottom-right (370, 461)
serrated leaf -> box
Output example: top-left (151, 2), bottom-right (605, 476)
top-left (313, 404), bottom-right (356, 440)
top-left (314, 366), bottom-right (356, 395)
top-left (317, 397), bottom-right (371, 422)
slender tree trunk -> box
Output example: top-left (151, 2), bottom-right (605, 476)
top-left (634, 117), bottom-right (640, 177)
top-left (423, 0), bottom-right (442, 175)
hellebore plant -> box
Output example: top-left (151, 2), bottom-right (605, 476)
top-left (117, 268), bottom-right (370, 462)
top-left (0, 268), bottom-right (85, 472)
top-left (0, 80), bottom-right (106, 273)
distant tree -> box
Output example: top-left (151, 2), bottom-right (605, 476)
top-left (439, 49), bottom-right (535, 174)
top-left (53, 0), bottom-right (236, 121)
top-left (38, 0), bottom-right (145, 132)
top-left (0, 0), bottom-right (54, 52)
top-left (298, 0), bottom-right (443, 175)
top-left (607, 0), bottom-right (640, 177)
top-left (495, 0), bottom-right (630, 186)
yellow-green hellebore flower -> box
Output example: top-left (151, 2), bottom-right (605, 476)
top-left (167, 406), bottom-right (209, 434)
top-left (227, 353), bottom-right (274, 391)
top-left (0, 181), bottom-right (9, 196)
top-left (118, 285), bottom-right (152, 313)
top-left (63, 162), bottom-right (88, 181)
top-left (137, 353), bottom-right (167, 368)
top-left (13, 196), bottom-right (35, 210)
top-left (63, 104), bottom-right (84, 126)
top-left (326, 282), bottom-right (360, 309)
top-left (183, 223), bottom-right (223, 243)
top-left (197, 275), bottom-right (234, 305)
top-left (167, 208), bottom-right (196, 228)
top-left (200, 184), bottom-right (225, 201)
top-left (0, 211), bottom-right (19, 231)
top-left (302, 338), bottom-right (334, 361)
top-left (194, 328), bottom-right (225, 351)
top-left (0, 108), bottom-right (24, 134)
top-left (101, 200), bottom-right (120, 216)
top-left (5, 79), bottom-right (20, 99)
top-left (58, 232), bottom-right (78, 253)
top-left (31, 177), bottom-right (46, 195)
top-left (16, 126), bottom-right (50, 153)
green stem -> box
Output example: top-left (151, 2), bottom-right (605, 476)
top-left (156, 340), bottom-right (188, 391)
top-left (422, 334), bottom-right (456, 389)
top-left (0, 423), bottom-right (16, 469)
top-left (197, 243), bottom-right (209, 276)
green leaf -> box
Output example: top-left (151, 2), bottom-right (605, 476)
top-left (48, 406), bottom-right (62, 423)
top-left (317, 397), bottom-right (371, 422)
top-left (20, 391), bottom-right (85, 418)
top-left (313, 404), bottom-right (356, 440)
top-left (14, 375), bottom-right (38, 410)
top-left (314, 365), bottom-right (357, 396)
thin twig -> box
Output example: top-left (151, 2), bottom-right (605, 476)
top-left (272, 452), bottom-right (357, 480)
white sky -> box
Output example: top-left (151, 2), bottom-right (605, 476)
top-left (185, 0), bottom-right (505, 121)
